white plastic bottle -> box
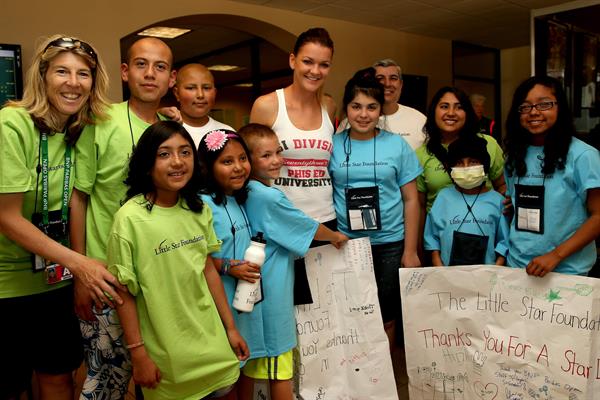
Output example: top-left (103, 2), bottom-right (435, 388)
top-left (233, 232), bottom-right (266, 312)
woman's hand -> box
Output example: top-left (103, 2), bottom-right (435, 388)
top-left (70, 255), bottom-right (127, 308)
top-left (402, 251), bottom-right (421, 268)
top-left (74, 279), bottom-right (97, 320)
top-left (502, 194), bottom-right (514, 218)
top-left (330, 232), bottom-right (349, 249)
top-left (526, 250), bottom-right (562, 277)
top-left (131, 348), bottom-right (162, 389)
top-left (228, 261), bottom-right (261, 283)
top-left (227, 328), bottom-right (250, 361)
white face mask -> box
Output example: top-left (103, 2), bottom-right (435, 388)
top-left (450, 165), bottom-right (485, 189)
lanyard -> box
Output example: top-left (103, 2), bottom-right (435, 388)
top-left (343, 130), bottom-right (377, 189)
top-left (127, 100), bottom-right (160, 152)
top-left (223, 197), bottom-right (251, 259)
top-left (39, 133), bottom-right (72, 226)
top-left (456, 186), bottom-right (484, 235)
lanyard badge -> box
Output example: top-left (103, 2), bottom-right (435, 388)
top-left (343, 132), bottom-right (381, 232)
top-left (449, 188), bottom-right (489, 265)
top-left (31, 133), bottom-right (73, 284)
top-left (345, 186), bottom-right (382, 231)
top-left (515, 182), bottom-right (545, 234)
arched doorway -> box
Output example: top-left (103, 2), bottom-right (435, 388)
top-left (120, 15), bottom-right (297, 128)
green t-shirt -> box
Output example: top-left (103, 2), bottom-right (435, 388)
top-left (75, 101), bottom-right (160, 261)
top-left (107, 195), bottom-right (239, 400)
top-left (0, 107), bottom-right (73, 298)
top-left (416, 134), bottom-right (505, 212)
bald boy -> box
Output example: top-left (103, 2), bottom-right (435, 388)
top-left (173, 63), bottom-right (233, 148)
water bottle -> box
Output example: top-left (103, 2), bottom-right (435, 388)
top-left (233, 232), bottom-right (266, 312)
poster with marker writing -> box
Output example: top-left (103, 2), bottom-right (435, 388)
top-left (400, 266), bottom-right (600, 400)
top-left (296, 238), bottom-right (398, 400)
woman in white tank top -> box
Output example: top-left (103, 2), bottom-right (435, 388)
top-left (249, 28), bottom-right (336, 309)
top-left (250, 27), bottom-right (336, 222)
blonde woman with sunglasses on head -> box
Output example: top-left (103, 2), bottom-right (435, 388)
top-left (0, 35), bottom-right (124, 400)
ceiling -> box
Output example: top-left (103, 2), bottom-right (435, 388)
top-left (230, 0), bottom-right (574, 49)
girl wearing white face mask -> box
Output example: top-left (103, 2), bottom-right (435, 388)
top-left (424, 135), bottom-right (509, 266)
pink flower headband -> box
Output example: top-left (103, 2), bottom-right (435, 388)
top-left (203, 129), bottom-right (239, 152)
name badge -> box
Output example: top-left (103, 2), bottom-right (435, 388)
top-left (31, 210), bottom-right (73, 283)
top-left (515, 184), bottom-right (545, 234)
top-left (345, 186), bottom-right (382, 231)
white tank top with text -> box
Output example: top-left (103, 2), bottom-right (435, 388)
top-left (271, 89), bottom-right (335, 222)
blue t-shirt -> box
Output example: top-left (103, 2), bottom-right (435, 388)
top-left (329, 129), bottom-right (422, 244)
top-left (243, 180), bottom-right (319, 356)
top-left (424, 186), bottom-right (509, 265)
top-left (201, 194), bottom-right (266, 361)
top-left (505, 138), bottom-right (600, 275)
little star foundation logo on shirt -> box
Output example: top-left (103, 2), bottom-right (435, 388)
top-left (154, 239), bottom-right (171, 255)
top-left (154, 235), bottom-right (206, 255)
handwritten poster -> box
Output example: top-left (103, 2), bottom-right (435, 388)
top-left (296, 238), bottom-right (398, 399)
top-left (399, 266), bottom-right (600, 400)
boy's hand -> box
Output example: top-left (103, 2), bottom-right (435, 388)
top-left (330, 232), bottom-right (349, 249)
top-left (131, 348), bottom-right (162, 389)
top-left (229, 261), bottom-right (261, 283)
top-left (227, 328), bottom-right (250, 361)
top-left (157, 106), bottom-right (183, 124)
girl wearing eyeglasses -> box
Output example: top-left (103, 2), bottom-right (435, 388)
top-left (0, 35), bottom-right (120, 399)
top-left (504, 76), bottom-right (600, 277)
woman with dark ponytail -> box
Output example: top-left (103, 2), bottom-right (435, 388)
top-left (329, 67), bottom-right (422, 351)
top-left (504, 76), bottom-right (600, 276)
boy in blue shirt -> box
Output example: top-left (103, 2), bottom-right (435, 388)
top-left (424, 135), bottom-right (509, 266)
top-left (237, 123), bottom-right (347, 400)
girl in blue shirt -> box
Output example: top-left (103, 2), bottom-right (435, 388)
top-left (198, 129), bottom-right (263, 398)
top-left (329, 68), bottom-right (422, 351)
top-left (504, 76), bottom-right (600, 276)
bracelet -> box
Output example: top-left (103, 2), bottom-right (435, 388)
top-left (220, 258), bottom-right (231, 276)
top-left (126, 340), bottom-right (145, 350)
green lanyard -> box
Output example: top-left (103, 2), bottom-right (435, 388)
top-left (40, 133), bottom-right (72, 227)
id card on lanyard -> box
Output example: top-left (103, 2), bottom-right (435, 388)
top-left (343, 132), bottom-right (382, 232)
top-left (31, 132), bottom-right (73, 284)
top-left (449, 187), bottom-right (489, 265)
top-left (515, 176), bottom-right (545, 234)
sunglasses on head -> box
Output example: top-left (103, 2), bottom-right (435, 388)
top-left (43, 37), bottom-right (97, 62)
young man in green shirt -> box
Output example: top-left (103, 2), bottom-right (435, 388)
top-left (70, 37), bottom-right (176, 399)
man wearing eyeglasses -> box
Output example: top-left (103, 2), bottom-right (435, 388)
top-left (70, 37), bottom-right (176, 399)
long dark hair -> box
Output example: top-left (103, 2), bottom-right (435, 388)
top-left (423, 86), bottom-right (480, 168)
top-left (198, 129), bottom-right (250, 205)
top-left (342, 67), bottom-right (385, 118)
top-left (504, 76), bottom-right (574, 177)
top-left (124, 120), bottom-right (204, 212)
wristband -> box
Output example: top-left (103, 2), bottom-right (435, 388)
top-left (126, 340), bottom-right (144, 350)
top-left (220, 258), bottom-right (231, 275)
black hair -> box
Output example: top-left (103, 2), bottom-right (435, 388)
top-left (504, 76), bottom-right (574, 177)
top-left (423, 86), bottom-right (480, 169)
top-left (124, 120), bottom-right (204, 212)
top-left (342, 67), bottom-right (385, 118)
top-left (293, 27), bottom-right (334, 55)
top-left (447, 135), bottom-right (491, 174)
top-left (198, 129), bottom-right (250, 205)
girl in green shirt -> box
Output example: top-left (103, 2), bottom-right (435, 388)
top-left (108, 121), bottom-right (248, 399)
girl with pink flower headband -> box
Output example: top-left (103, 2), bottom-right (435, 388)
top-left (198, 129), bottom-right (262, 398)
